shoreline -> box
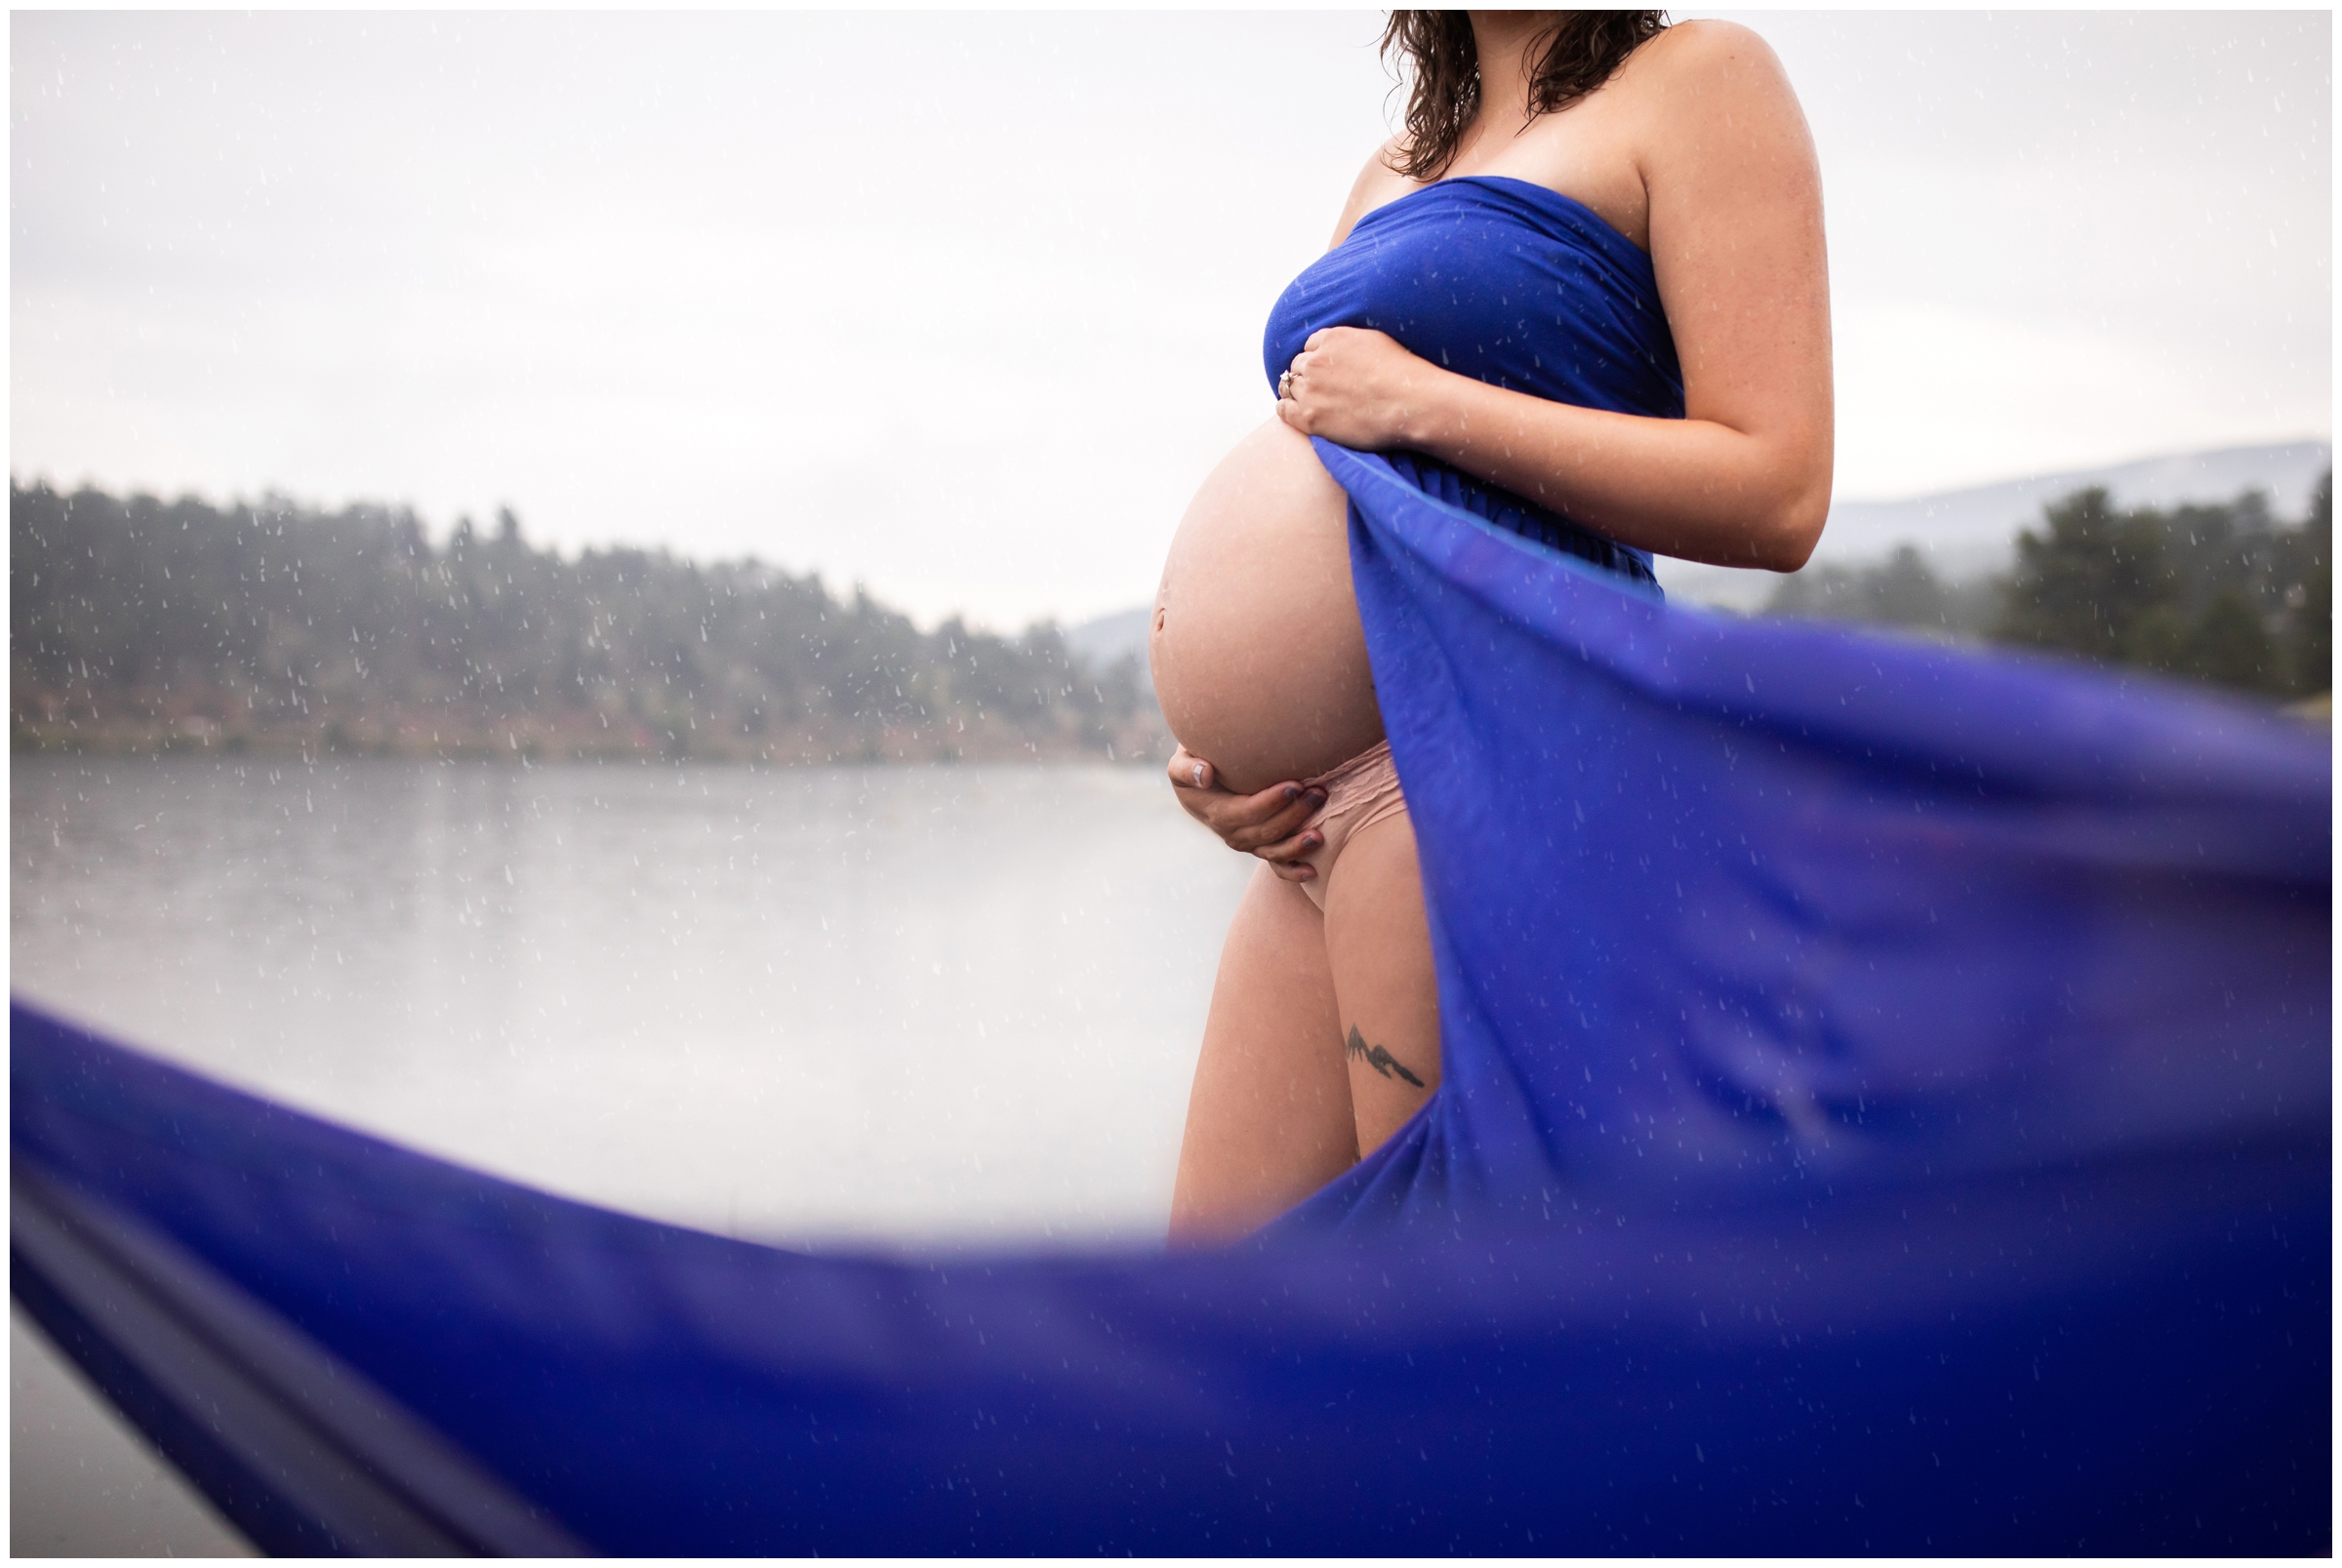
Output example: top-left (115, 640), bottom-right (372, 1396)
top-left (12, 712), bottom-right (1174, 767)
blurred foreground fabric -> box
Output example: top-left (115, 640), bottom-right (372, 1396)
top-left (13, 454), bottom-right (2330, 1552)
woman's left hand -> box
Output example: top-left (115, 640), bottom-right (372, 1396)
top-left (1275, 327), bottom-right (1439, 450)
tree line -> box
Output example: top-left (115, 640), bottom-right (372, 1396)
top-left (19, 470), bottom-right (2326, 764)
top-left (1764, 472), bottom-right (2332, 700)
top-left (11, 481), bottom-right (1167, 763)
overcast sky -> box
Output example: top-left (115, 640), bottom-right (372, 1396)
top-left (12, 11), bottom-right (2331, 629)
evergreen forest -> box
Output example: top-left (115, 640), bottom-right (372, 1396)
top-left (12, 483), bottom-right (1165, 762)
top-left (1764, 473), bottom-right (2331, 701)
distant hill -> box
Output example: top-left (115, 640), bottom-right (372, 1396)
top-left (1756, 474), bottom-right (2330, 702)
top-left (1066, 607), bottom-right (1154, 698)
top-left (1664, 439), bottom-right (2333, 612)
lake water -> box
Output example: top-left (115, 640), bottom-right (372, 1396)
top-left (13, 756), bottom-right (1254, 1245)
top-left (11, 756), bottom-right (1256, 1553)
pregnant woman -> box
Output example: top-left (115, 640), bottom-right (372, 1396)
top-left (1153, 11), bottom-right (1833, 1242)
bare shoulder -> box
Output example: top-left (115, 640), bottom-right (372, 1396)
top-left (1620, 18), bottom-right (1801, 116)
top-left (1328, 138), bottom-right (1415, 249)
top-left (1618, 19), bottom-right (1814, 189)
top-left (1634, 18), bottom-right (1790, 79)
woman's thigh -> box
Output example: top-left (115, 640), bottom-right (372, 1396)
top-left (1319, 810), bottom-right (1440, 1156)
top-left (1168, 864), bottom-right (1356, 1245)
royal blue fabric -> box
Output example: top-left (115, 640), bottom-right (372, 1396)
top-left (11, 172), bottom-right (2332, 1550)
top-left (12, 531), bottom-right (2329, 1550)
top-left (1265, 175), bottom-right (1679, 582)
top-left (1287, 443), bottom-right (2331, 1246)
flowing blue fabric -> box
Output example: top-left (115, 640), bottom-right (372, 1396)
top-left (1287, 441), bottom-right (2329, 1247)
top-left (12, 544), bottom-right (2328, 1551)
top-left (12, 174), bottom-right (2331, 1551)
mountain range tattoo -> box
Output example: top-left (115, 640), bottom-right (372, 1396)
top-left (1345, 1025), bottom-right (1426, 1088)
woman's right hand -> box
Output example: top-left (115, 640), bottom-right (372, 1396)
top-left (1166, 746), bottom-right (1326, 883)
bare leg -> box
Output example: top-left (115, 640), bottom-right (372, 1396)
top-left (1168, 864), bottom-right (1356, 1245)
top-left (1320, 810), bottom-right (1440, 1155)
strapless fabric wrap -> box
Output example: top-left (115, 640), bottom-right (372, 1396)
top-left (1264, 176), bottom-right (1683, 583)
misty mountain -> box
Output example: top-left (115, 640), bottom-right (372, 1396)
top-left (1066, 607), bottom-right (1154, 698)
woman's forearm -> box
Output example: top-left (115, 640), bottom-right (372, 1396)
top-left (1398, 368), bottom-right (1830, 573)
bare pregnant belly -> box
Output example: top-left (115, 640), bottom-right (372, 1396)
top-left (1149, 419), bottom-right (1385, 795)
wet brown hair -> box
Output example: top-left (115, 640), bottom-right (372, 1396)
top-left (1381, 11), bottom-right (1669, 182)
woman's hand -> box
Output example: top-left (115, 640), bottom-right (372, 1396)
top-left (1275, 327), bottom-right (1446, 451)
top-left (1166, 746), bottom-right (1327, 884)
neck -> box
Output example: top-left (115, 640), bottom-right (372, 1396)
top-left (1467, 10), bottom-right (1560, 130)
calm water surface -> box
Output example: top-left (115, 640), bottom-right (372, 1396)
top-left (13, 756), bottom-right (1252, 1247)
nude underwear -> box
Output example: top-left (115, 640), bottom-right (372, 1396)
top-left (1293, 739), bottom-right (1408, 909)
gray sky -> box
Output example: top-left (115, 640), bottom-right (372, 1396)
top-left (12, 11), bottom-right (2330, 629)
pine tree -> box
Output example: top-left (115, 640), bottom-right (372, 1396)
top-left (2287, 470), bottom-right (2330, 695)
top-left (1993, 488), bottom-right (2173, 661)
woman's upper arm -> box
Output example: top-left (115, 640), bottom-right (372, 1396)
top-left (1637, 21), bottom-right (1835, 548)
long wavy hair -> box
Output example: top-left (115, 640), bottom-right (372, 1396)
top-left (1381, 11), bottom-right (1668, 182)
